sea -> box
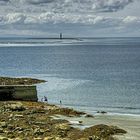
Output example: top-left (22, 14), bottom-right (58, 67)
top-left (0, 37), bottom-right (140, 116)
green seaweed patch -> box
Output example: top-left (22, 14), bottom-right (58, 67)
top-left (0, 77), bottom-right (46, 85)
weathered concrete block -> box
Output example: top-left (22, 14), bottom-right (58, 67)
top-left (0, 85), bottom-right (37, 101)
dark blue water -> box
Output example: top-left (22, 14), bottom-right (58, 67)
top-left (0, 37), bottom-right (140, 115)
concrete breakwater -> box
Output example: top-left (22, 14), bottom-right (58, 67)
top-left (0, 76), bottom-right (46, 101)
top-left (0, 85), bottom-right (37, 101)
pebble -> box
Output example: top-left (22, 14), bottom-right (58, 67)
top-left (0, 136), bottom-right (8, 140)
top-left (43, 137), bottom-right (54, 140)
top-left (34, 128), bottom-right (45, 135)
top-left (34, 138), bottom-right (43, 140)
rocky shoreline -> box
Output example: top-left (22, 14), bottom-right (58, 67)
top-left (0, 77), bottom-right (127, 139)
top-left (0, 101), bottom-right (127, 140)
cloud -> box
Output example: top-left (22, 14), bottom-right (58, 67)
top-left (0, 12), bottom-right (115, 25)
top-left (0, 0), bottom-right (139, 37)
top-left (92, 0), bottom-right (134, 12)
top-left (6, 13), bottom-right (26, 24)
top-left (1, 12), bottom-right (140, 28)
top-left (0, 0), bottom-right (135, 14)
top-left (24, 0), bottom-right (134, 12)
top-left (123, 16), bottom-right (140, 23)
top-left (0, 0), bottom-right (9, 5)
top-left (0, 0), bottom-right (9, 2)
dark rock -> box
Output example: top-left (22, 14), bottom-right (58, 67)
top-left (0, 122), bottom-right (7, 128)
top-left (97, 111), bottom-right (107, 114)
top-left (7, 124), bottom-right (14, 130)
top-left (0, 128), bottom-right (4, 133)
top-left (85, 114), bottom-right (94, 118)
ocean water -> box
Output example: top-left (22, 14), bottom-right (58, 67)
top-left (0, 37), bottom-right (140, 115)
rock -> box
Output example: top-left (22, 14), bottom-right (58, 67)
top-left (100, 111), bottom-right (107, 114)
top-left (6, 131), bottom-right (15, 139)
top-left (77, 138), bottom-right (88, 140)
top-left (0, 136), bottom-right (8, 140)
top-left (97, 111), bottom-right (107, 114)
top-left (14, 138), bottom-right (23, 140)
top-left (110, 126), bottom-right (127, 134)
top-left (46, 128), bottom-right (51, 132)
top-left (55, 137), bottom-right (63, 140)
top-left (9, 114), bottom-right (13, 118)
top-left (33, 122), bottom-right (47, 125)
top-left (85, 114), bottom-right (94, 118)
top-left (55, 108), bottom-right (85, 116)
top-left (84, 124), bottom-right (126, 139)
top-left (14, 127), bottom-right (24, 131)
top-left (44, 137), bottom-right (54, 140)
top-left (7, 124), bottom-right (14, 130)
top-left (55, 137), bottom-right (70, 140)
top-left (14, 114), bottom-right (24, 118)
top-left (34, 128), bottom-right (45, 135)
top-left (44, 137), bottom-right (70, 140)
top-left (30, 109), bottom-right (45, 114)
top-left (34, 128), bottom-right (40, 135)
top-left (0, 122), bottom-right (7, 128)
top-left (40, 129), bottom-right (45, 134)
top-left (34, 138), bottom-right (43, 140)
top-left (55, 123), bottom-right (71, 131)
top-left (0, 129), bottom-right (4, 133)
top-left (5, 102), bottom-right (25, 111)
top-left (88, 136), bottom-right (93, 140)
top-left (92, 135), bottom-right (100, 140)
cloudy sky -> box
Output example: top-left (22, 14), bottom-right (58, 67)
top-left (0, 0), bottom-right (140, 37)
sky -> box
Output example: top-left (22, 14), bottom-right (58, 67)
top-left (0, 0), bottom-right (140, 37)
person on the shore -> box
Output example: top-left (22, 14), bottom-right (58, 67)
top-left (44, 96), bottom-right (48, 102)
top-left (41, 98), bottom-right (43, 102)
top-left (60, 100), bottom-right (62, 106)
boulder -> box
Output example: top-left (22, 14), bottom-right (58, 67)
top-left (4, 102), bottom-right (25, 111)
top-left (55, 123), bottom-right (71, 131)
top-left (0, 122), bottom-right (7, 128)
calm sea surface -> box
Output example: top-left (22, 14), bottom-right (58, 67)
top-left (0, 37), bottom-right (140, 115)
